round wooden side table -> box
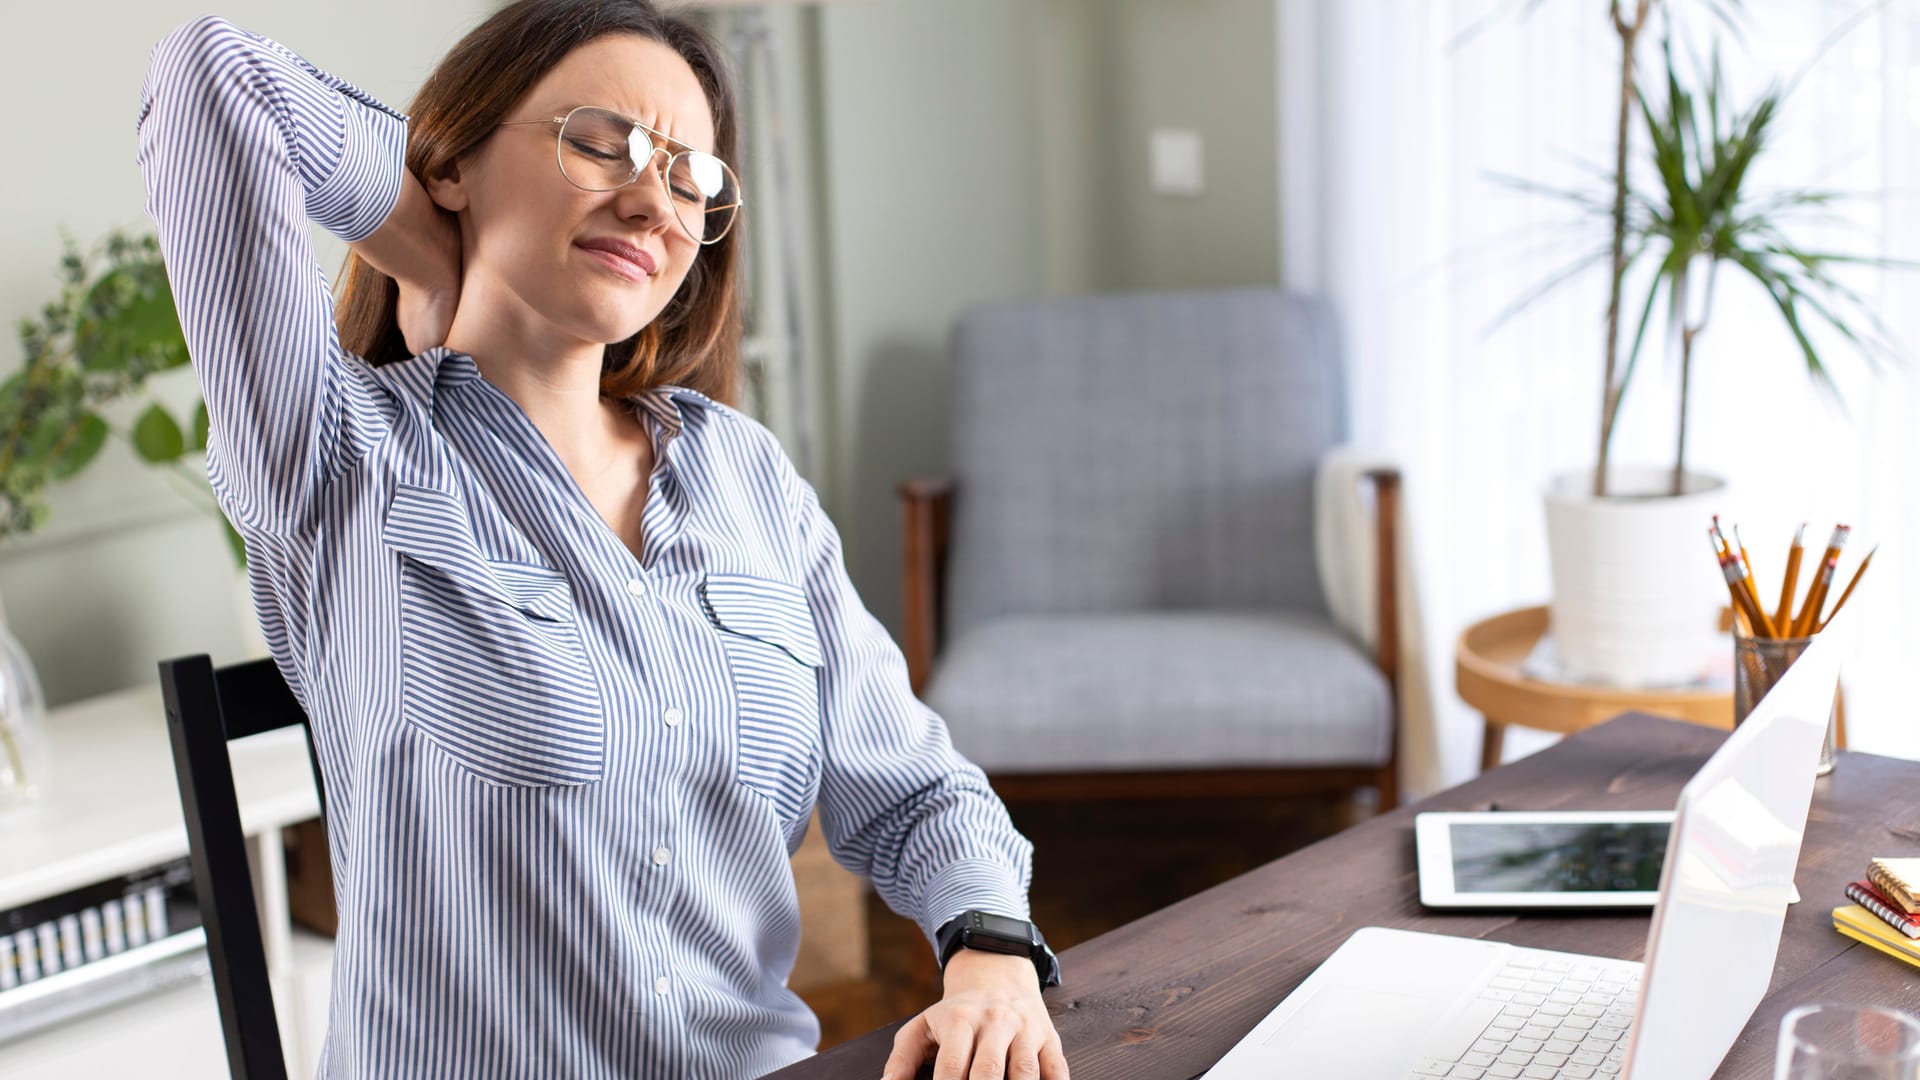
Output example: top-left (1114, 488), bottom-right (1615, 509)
top-left (1455, 606), bottom-right (1735, 773)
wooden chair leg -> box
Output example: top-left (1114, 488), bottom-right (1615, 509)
top-left (1480, 719), bottom-right (1505, 773)
top-left (1373, 762), bottom-right (1398, 814)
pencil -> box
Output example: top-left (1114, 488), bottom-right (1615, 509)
top-left (1712, 530), bottom-right (1769, 638)
top-left (1711, 519), bottom-right (1759, 633)
top-left (1792, 525), bottom-right (1850, 637)
top-left (1774, 523), bottom-right (1805, 635)
top-left (1818, 545), bottom-right (1876, 632)
top-left (1732, 525), bottom-right (1775, 637)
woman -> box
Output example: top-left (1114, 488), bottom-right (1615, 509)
top-left (136, 4), bottom-right (1066, 1077)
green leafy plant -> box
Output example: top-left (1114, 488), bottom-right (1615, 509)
top-left (4, 230), bottom-right (240, 564)
top-left (1623, 44), bottom-right (1900, 494)
top-left (1494, 17), bottom-right (1900, 497)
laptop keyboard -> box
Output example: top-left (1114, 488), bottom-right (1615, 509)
top-left (1408, 951), bottom-right (1642, 1080)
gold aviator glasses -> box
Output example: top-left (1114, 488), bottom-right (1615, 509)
top-left (500, 105), bottom-right (742, 244)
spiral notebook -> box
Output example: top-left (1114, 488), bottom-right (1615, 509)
top-left (1846, 881), bottom-right (1920, 939)
top-left (1867, 858), bottom-right (1920, 914)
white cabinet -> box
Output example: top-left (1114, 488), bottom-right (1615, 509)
top-left (0, 685), bottom-right (330, 1077)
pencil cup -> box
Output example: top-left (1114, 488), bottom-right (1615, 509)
top-left (1774, 1003), bottom-right (1920, 1079)
top-left (1733, 631), bottom-right (1837, 776)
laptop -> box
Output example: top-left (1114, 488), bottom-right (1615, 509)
top-left (1205, 622), bottom-right (1844, 1080)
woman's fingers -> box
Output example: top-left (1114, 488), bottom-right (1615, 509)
top-left (1005, 1030), bottom-right (1048, 1080)
top-left (929, 1016), bottom-right (974, 1080)
top-left (351, 172), bottom-right (461, 354)
top-left (1038, 1032), bottom-right (1070, 1080)
top-left (396, 282), bottom-right (459, 355)
top-left (964, 1010), bottom-right (1021, 1080)
top-left (887, 999), bottom-right (1065, 1080)
top-left (882, 1014), bottom-right (934, 1080)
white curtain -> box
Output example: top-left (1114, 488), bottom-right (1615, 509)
top-left (1279, 0), bottom-right (1920, 789)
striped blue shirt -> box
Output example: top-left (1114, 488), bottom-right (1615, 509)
top-left (136, 17), bottom-right (1034, 1078)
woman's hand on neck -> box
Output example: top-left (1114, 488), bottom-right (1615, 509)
top-left (348, 173), bottom-right (461, 354)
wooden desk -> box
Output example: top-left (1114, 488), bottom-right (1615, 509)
top-left (769, 714), bottom-right (1920, 1080)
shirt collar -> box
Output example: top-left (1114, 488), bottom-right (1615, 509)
top-left (425, 347), bottom-right (714, 452)
top-left (626, 384), bottom-right (715, 440)
top-left (425, 345), bottom-right (483, 388)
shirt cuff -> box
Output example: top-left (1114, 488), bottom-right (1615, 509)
top-left (916, 857), bottom-right (1032, 956)
top-left (304, 90), bottom-right (407, 245)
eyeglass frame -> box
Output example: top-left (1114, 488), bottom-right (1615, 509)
top-left (498, 105), bottom-right (744, 245)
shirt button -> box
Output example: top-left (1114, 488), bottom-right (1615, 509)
top-left (652, 846), bottom-right (672, 866)
top-left (653, 976), bottom-right (670, 995)
top-left (663, 707), bottom-right (683, 728)
top-left (625, 578), bottom-right (647, 599)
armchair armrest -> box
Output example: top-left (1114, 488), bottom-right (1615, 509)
top-left (897, 476), bottom-right (954, 696)
top-left (1363, 467), bottom-right (1402, 810)
top-left (1316, 451), bottom-right (1408, 808)
top-left (1362, 468), bottom-right (1401, 687)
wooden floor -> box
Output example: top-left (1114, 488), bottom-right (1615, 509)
top-left (796, 791), bottom-right (1364, 1049)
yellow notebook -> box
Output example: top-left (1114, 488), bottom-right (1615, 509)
top-left (1836, 923), bottom-right (1920, 970)
top-left (1833, 904), bottom-right (1920, 963)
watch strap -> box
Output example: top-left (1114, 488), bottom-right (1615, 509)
top-left (935, 910), bottom-right (1062, 990)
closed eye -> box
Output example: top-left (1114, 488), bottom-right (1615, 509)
top-left (564, 135), bottom-right (628, 162)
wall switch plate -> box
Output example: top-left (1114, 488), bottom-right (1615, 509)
top-left (1150, 128), bottom-right (1204, 196)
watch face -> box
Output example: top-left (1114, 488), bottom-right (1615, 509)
top-left (973, 912), bottom-right (1031, 940)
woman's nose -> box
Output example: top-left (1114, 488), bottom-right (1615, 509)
top-left (613, 155), bottom-right (676, 235)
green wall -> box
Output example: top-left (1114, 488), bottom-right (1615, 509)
top-left (809, 0), bottom-right (1282, 635)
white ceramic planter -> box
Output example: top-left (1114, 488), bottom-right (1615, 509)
top-left (1543, 467), bottom-right (1729, 688)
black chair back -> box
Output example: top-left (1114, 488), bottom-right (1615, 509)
top-left (158, 654), bottom-right (325, 1080)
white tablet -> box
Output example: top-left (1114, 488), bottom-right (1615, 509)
top-left (1414, 810), bottom-right (1677, 909)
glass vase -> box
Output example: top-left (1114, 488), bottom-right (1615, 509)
top-left (0, 617), bottom-right (49, 816)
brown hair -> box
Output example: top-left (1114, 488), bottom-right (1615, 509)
top-left (334, 0), bottom-right (741, 405)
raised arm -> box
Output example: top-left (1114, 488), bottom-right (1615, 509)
top-left (136, 15), bottom-right (419, 533)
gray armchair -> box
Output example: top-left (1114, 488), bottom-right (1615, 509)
top-left (899, 289), bottom-right (1403, 809)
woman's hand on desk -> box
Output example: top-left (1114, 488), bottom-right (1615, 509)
top-left (882, 950), bottom-right (1068, 1080)
top-left (350, 170), bottom-right (461, 354)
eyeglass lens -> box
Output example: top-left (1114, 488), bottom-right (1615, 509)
top-left (557, 107), bottom-right (740, 243)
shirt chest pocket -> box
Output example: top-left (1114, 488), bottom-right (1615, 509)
top-left (699, 573), bottom-right (824, 822)
top-left (383, 483), bottom-right (605, 787)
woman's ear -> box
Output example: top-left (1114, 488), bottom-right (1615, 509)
top-left (425, 160), bottom-right (469, 212)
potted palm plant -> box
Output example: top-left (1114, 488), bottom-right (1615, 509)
top-left (1515, 31), bottom-right (1897, 686)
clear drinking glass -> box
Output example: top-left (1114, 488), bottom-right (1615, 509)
top-left (1775, 1004), bottom-right (1920, 1079)
top-left (1733, 630), bottom-right (1837, 776)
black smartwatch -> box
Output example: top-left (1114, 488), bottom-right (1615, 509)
top-left (935, 910), bottom-right (1062, 990)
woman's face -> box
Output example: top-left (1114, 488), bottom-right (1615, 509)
top-left (432, 34), bottom-right (717, 353)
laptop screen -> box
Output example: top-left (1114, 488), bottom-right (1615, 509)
top-left (1620, 625), bottom-right (1842, 1080)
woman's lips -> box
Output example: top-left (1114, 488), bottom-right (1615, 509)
top-left (576, 239), bottom-right (657, 281)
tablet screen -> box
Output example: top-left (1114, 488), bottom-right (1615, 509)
top-left (1450, 820), bottom-right (1671, 893)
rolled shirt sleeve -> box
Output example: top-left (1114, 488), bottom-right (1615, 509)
top-left (137, 15), bottom-right (406, 535)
